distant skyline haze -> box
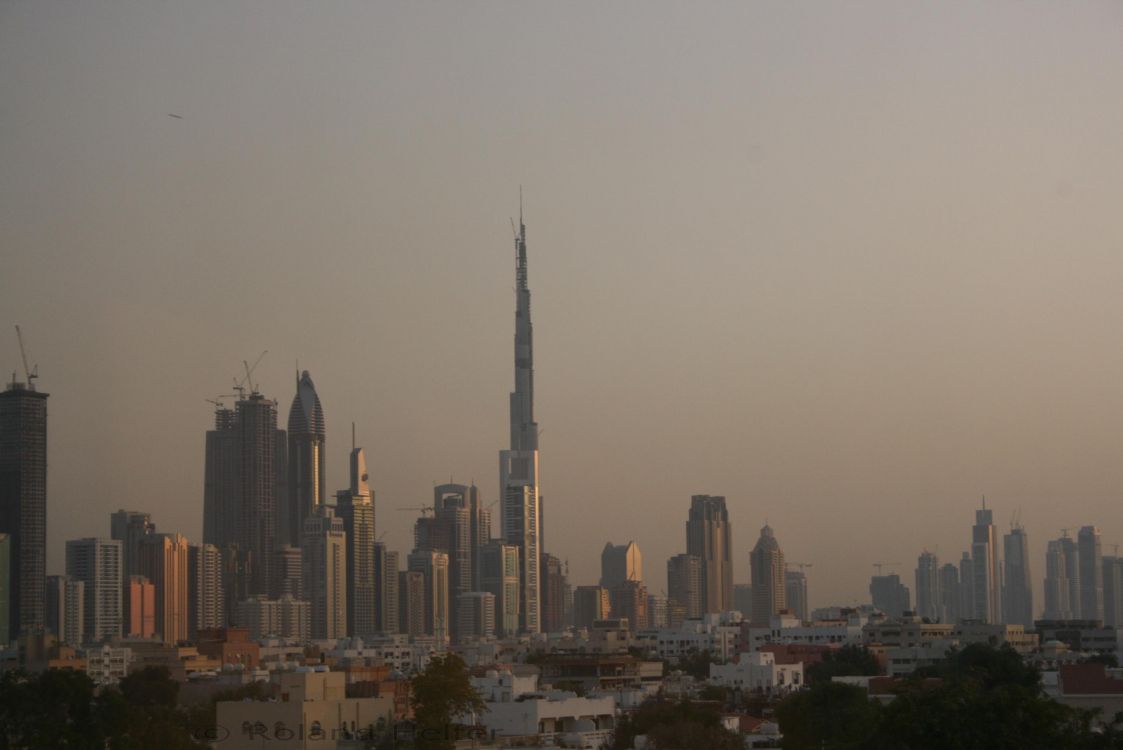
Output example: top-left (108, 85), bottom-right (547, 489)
top-left (3, 1), bottom-right (1123, 609)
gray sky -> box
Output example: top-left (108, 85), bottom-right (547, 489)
top-left (4, 1), bottom-right (1123, 610)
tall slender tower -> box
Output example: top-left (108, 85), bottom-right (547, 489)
top-left (750, 525), bottom-right (785, 625)
top-left (1002, 524), bottom-right (1033, 628)
top-left (286, 371), bottom-right (326, 548)
top-left (915, 551), bottom-right (941, 622)
top-left (686, 495), bottom-right (733, 613)
top-left (499, 202), bottom-right (541, 633)
top-left (1078, 526), bottom-right (1103, 622)
top-left (0, 380), bottom-right (48, 638)
top-left (971, 501), bottom-right (1000, 623)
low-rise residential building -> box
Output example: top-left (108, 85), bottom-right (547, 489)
top-left (215, 669), bottom-right (393, 750)
top-left (86, 644), bottom-right (132, 685)
top-left (1035, 620), bottom-right (1123, 657)
top-left (709, 651), bottom-right (804, 694)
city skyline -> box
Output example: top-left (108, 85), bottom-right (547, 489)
top-left (5, 3), bottom-right (1123, 608)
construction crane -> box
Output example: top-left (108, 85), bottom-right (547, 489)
top-left (205, 394), bottom-right (237, 412)
top-left (14, 325), bottom-right (38, 391)
top-left (787, 561), bottom-right (813, 573)
top-left (232, 350), bottom-right (268, 398)
top-left (872, 562), bottom-right (901, 576)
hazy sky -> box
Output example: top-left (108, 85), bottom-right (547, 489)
top-left (4, 1), bottom-right (1123, 610)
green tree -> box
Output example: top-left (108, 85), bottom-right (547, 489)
top-left (410, 653), bottom-right (486, 750)
top-left (677, 648), bottom-right (718, 680)
top-left (776, 681), bottom-right (880, 750)
top-left (611, 697), bottom-right (742, 750)
top-left (805, 644), bottom-right (882, 684)
top-left (119, 666), bottom-right (180, 708)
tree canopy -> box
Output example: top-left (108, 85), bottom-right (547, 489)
top-left (410, 653), bottom-right (486, 750)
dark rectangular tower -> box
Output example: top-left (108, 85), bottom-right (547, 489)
top-left (0, 382), bottom-right (48, 639)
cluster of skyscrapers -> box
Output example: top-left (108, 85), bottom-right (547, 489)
top-left (4, 212), bottom-right (1123, 653)
top-left (867, 503), bottom-right (1117, 631)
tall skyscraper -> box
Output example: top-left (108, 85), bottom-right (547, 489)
top-left (750, 525), bottom-right (785, 625)
top-left (302, 506), bottom-right (347, 640)
top-left (1103, 556), bottom-right (1123, 628)
top-left (480, 541), bottom-right (520, 637)
top-left (958, 552), bottom-right (975, 622)
top-left (500, 206), bottom-right (541, 634)
top-left (202, 392), bottom-right (286, 597)
top-left (1002, 524), bottom-right (1033, 628)
top-left (398, 570), bottom-right (426, 637)
top-left (667, 553), bottom-right (702, 619)
top-left (870, 574), bottom-right (911, 618)
top-left (138, 533), bottom-right (189, 644)
top-left (572, 585), bottom-right (610, 631)
top-left (939, 563), bottom-right (960, 623)
top-left (915, 551), bottom-right (941, 622)
top-left (337, 445), bottom-right (376, 639)
top-left (610, 580), bottom-right (649, 630)
top-left (601, 541), bottom-right (642, 589)
top-left (541, 552), bottom-right (568, 633)
top-left (285, 371), bottom-right (326, 548)
top-left (785, 570), bottom-right (809, 623)
top-left (407, 549), bottom-right (450, 646)
top-left (1078, 526), bottom-right (1103, 622)
top-left (374, 542), bottom-right (399, 635)
top-left (432, 483), bottom-right (481, 638)
top-left (110, 509), bottom-right (154, 631)
top-left (686, 495), bottom-right (733, 614)
top-left (971, 503), bottom-right (1000, 623)
top-left (0, 534), bottom-right (9, 644)
top-left (1044, 538), bottom-right (1073, 620)
top-left (65, 537), bottom-right (122, 644)
top-left (188, 543), bottom-right (224, 638)
top-left (46, 574), bottom-right (84, 646)
top-left (0, 380), bottom-right (48, 639)
top-left (125, 575), bottom-right (156, 638)
top-left (457, 592), bottom-right (496, 641)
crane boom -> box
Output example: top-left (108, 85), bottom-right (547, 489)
top-left (14, 325), bottom-right (37, 391)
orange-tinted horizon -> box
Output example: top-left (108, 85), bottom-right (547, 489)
top-left (3, 2), bottom-right (1123, 610)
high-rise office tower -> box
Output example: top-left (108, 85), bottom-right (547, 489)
top-left (1044, 538), bottom-right (1072, 620)
top-left (870, 574), bottom-right (911, 618)
top-left (647, 594), bottom-right (669, 629)
top-left (572, 585), bottom-right (610, 631)
top-left (272, 545), bottom-right (303, 601)
top-left (971, 503), bottom-right (1000, 623)
top-left (499, 206), bottom-right (541, 634)
top-left (407, 550), bottom-right (450, 645)
top-left (1103, 556), bottom-right (1123, 628)
top-left (915, 551), bottom-right (941, 622)
top-left (374, 542), bottom-right (399, 634)
top-left (480, 541), bottom-right (520, 637)
top-left (750, 525), bottom-right (785, 625)
top-left (457, 592), bottom-right (496, 641)
top-left (0, 380), bottom-right (48, 639)
top-left (337, 445), bottom-right (376, 639)
top-left (110, 509), bottom-right (155, 631)
top-left (939, 563), bottom-right (960, 623)
top-left (1002, 524), bottom-right (1033, 628)
top-left (188, 543), bottom-right (224, 638)
top-left (785, 570), bottom-right (809, 623)
top-left (303, 506), bottom-right (347, 639)
top-left (667, 553), bottom-right (702, 619)
top-left (541, 553), bottom-right (568, 633)
top-left (338, 490), bottom-right (375, 639)
top-left (432, 484), bottom-right (476, 638)
top-left (110, 510), bottom-right (155, 580)
top-left (398, 570), bottom-right (426, 637)
top-left (686, 495), bottom-right (733, 614)
top-left (610, 580), bottom-right (649, 630)
top-left (46, 574), bottom-right (84, 646)
top-left (958, 552), bottom-right (975, 621)
top-left (0, 534), bottom-right (8, 644)
top-left (125, 575), bottom-right (156, 638)
top-left (1078, 526), bottom-right (1103, 622)
top-left (285, 371), bottom-right (326, 548)
top-left (138, 533), bottom-right (189, 644)
top-left (601, 542), bottom-right (642, 589)
top-left (65, 537), bottom-right (122, 643)
top-left (202, 392), bottom-right (286, 597)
